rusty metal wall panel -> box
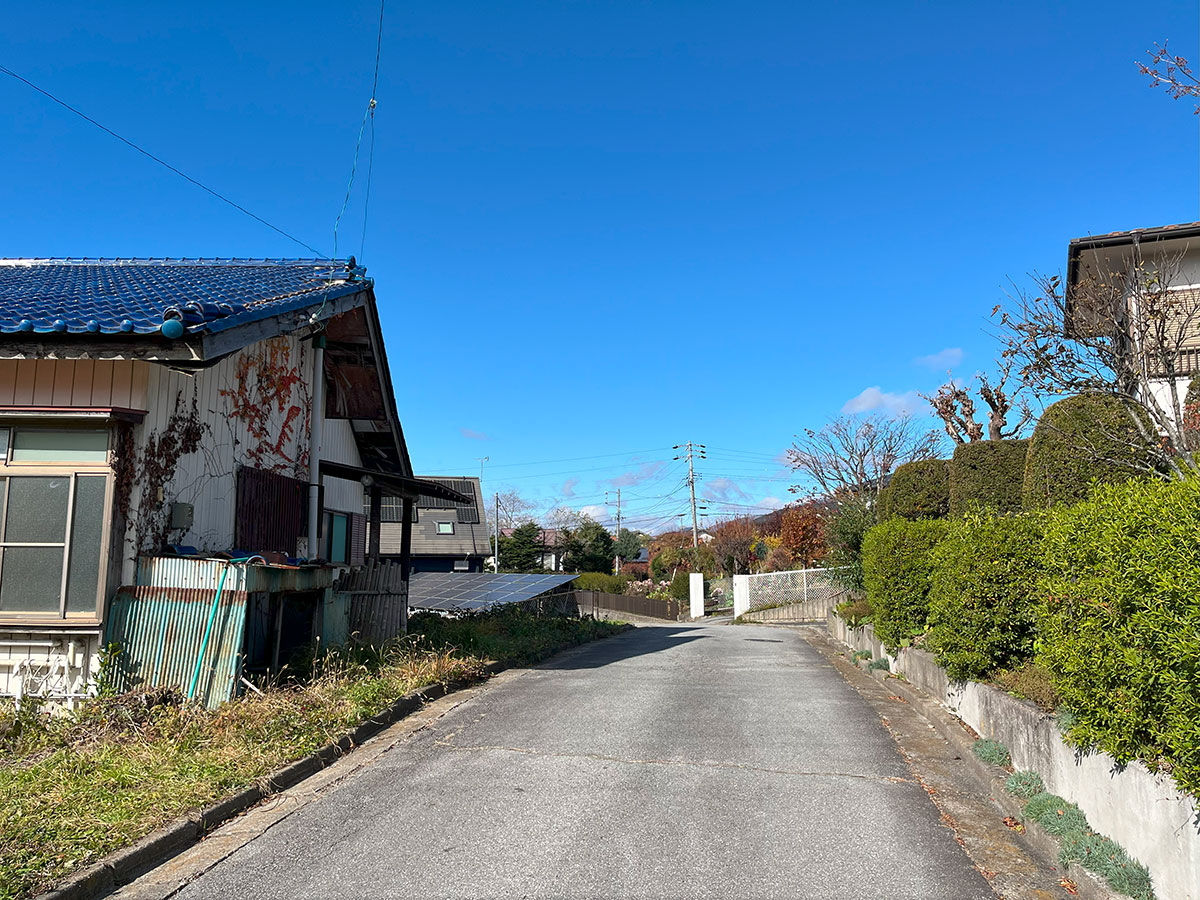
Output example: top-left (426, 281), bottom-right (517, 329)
top-left (235, 466), bottom-right (307, 555)
top-left (105, 586), bottom-right (248, 710)
top-left (137, 555), bottom-right (334, 595)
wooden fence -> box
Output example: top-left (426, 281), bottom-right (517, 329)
top-left (571, 590), bottom-right (682, 621)
top-left (333, 559), bottom-right (408, 644)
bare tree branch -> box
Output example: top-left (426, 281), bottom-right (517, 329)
top-left (786, 413), bottom-right (943, 506)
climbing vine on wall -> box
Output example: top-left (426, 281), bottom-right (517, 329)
top-left (132, 391), bottom-right (207, 553)
top-left (218, 336), bottom-right (310, 477)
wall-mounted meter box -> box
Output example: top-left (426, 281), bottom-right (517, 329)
top-left (170, 502), bottom-right (194, 530)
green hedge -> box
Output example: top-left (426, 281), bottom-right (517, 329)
top-left (1023, 394), bottom-right (1155, 510)
top-left (1038, 473), bottom-right (1200, 795)
top-left (862, 518), bottom-right (949, 648)
top-left (949, 439), bottom-right (1028, 517)
top-left (879, 459), bottom-right (950, 520)
top-left (926, 510), bottom-right (1043, 681)
top-left (571, 572), bottom-right (625, 593)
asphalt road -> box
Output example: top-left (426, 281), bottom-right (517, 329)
top-left (174, 623), bottom-right (995, 899)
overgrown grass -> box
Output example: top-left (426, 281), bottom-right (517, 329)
top-left (0, 611), bottom-right (623, 900)
top-left (1020, 792), bottom-right (1155, 900)
top-left (972, 737), bottom-right (1011, 768)
top-left (1004, 769), bottom-right (1045, 800)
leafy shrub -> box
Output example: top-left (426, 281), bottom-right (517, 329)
top-left (867, 657), bottom-right (891, 672)
top-left (879, 459), bottom-right (950, 520)
top-left (835, 595), bottom-right (872, 626)
top-left (851, 649), bottom-right (872, 663)
top-left (949, 439), bottom-right (1028, 516)
top-left (972, 738), bottom-right (1011, 767)
top-left (1005, 770), bottom-right (1045, 800)
top-left (826, 502), bottom-right (874, 592)
top-left (925, 510), bottom-right (1043, 681)
top-left (668, 570), bottom-right (690, 601)
top-left (571, 572), bottom-right (624, 594)
top-left (992, 661), bottom-right (1059, 711)
top-left (1184, 375), bottom-right (1200, 452)
top-left (1022, 393), bottom-right (1156, 510)
top-left (862, 518), bottom-right (949, 648)
top-left (1038, 472), bottom-right (1200, 795)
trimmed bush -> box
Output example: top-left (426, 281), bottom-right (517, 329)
top-left (925, 510), bottom-right (1043, 681)
top-left (1037, 472), bottom-right (1200, 795)
top-left (571, 572), bottom-right (624, 593)
top-left (835, 595), bottom-right (872, 626)
top-left (861, 518), bottom-right (949, 648)
top-left (1022, 393), bottom-right (1156, 509)
top-left (949, 439), bottom-right (1028, 516)
top-left (879, 459), bottom-right (950, 520)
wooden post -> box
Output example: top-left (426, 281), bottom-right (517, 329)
top-left (399, 497), bottom-right (414, 584)
top-left (368, 485), bottom-right (382, 561)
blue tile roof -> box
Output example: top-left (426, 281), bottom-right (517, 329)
top-left (0, 258), bottom-right (370, 337)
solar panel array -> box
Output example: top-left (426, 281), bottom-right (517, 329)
top-left (408, 572), bottom-right (578, 613)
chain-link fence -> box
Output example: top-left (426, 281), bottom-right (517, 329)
top-left (741, 568), bottom-right (848, 621)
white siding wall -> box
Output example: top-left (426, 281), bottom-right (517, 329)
top-left (120, 334), bottom-right (315, 581)
top-left (0, 631), bottom-right (100, 705)
top-left (320, 418), bottom-right (364, 513)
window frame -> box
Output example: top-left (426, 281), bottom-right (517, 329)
top-left (435, 521), bottom-right (455, 535)
top-left (0, 432), bottom-right (115, 626)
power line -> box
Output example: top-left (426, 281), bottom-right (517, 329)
top-left (449, 447), bottom-right (672, 470)
top-left (336, 0), bottom-right (386, 259)
top-left (0, 63), bottom-right (325, 257)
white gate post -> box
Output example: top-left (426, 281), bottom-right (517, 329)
top-left (689, 573), bottom-right (704, 619)
top-left (733, 574), bottom-right (750, 617)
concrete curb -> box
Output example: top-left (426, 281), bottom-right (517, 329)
top-left (833, 643), bottom-right (1120, 900)
top-left (34, 627), bottom-right (631, 900)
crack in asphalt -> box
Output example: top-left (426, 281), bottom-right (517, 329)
top-left (431, 739), bottom-right (913, 784)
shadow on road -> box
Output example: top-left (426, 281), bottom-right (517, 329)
top-left (539, 624), bottom-right (708, 670)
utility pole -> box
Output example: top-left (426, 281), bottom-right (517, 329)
top-left (606, 488), bottom-right (622, 573)
top-left (493, 492), bottom-right (500, 573)
top-left (674, 442), bottom-right (706, 548)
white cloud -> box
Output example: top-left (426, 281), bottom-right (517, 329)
top-left (578, 504), bottom-right (607, 521)
top-left (842, 386), bottom-right (923, 417)
top-left (913, 348), bottom-right (964, 370)
top-left (608, 461), bottom-right (666, 488)
top-left (460, 427), bottom-right (490, 441)
top-left (759, 496), bottom-right (785, 510)
top-left (706, 477), bottom-right (749, 501)
top-left (561, 478), bottom-right (578, 498)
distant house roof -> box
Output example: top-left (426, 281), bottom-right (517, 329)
top-left (379, 476), bottom-right (492, 559)
top-left (0, 258), bottom-right (366, 336)
top-left (499, 526), bottom-right (562, 547)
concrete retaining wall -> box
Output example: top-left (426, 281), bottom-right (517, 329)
top-left (827, 613), bottom-right (1200, 900)
top-left (741, 600), bottom-right (836, 623)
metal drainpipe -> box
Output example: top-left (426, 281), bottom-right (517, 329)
top-left (308, 334), bottom-right (327, 558)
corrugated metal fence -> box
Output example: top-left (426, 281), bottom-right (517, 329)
top-left (105, 586), bottom-right (249, 710)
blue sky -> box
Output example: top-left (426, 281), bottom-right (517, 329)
top-left (3, 1), bottom-right (1199, 532)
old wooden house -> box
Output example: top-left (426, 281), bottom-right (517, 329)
top-left (0, 258), bottom-right (464, 707)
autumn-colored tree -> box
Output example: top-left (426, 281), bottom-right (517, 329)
top-left (708, 517), bottom-right (757, 576)
top-left (780, 503), bottom-right (829, 567)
